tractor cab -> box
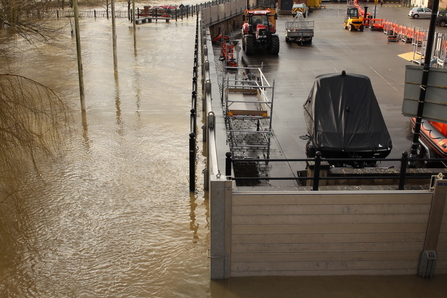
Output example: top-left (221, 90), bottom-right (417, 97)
top-left (241, 9), bottom-right (279, 55)
top-left (242, 10), bottom-right (276, 35)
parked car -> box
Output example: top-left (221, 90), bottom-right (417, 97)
top-left (436, 10), bottom-right (447, 26)
top-left (292, 3), bottom-right (309, 18)
top-left (408, 7), bottom-right (432, 18)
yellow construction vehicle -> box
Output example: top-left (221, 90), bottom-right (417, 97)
top-left (344, 6), bottom-right (364, 31)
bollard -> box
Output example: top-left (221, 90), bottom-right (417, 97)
top-left (312, 152), bottom-right (322, 191)
top-left (399, 151), bottom-right (408, 190)
top-left (225, 152), bottom-right (232, 177)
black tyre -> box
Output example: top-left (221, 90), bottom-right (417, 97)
top-left (440, 20), bottom-right (446, 27)
top-left (305, 140), bottom-right (316, 158)
top-left (413, 14), bottom-right (419, 19)
top-left (244, 35), bottom-right (254, 55)
top-left (360, 25), bottom-right (364, 32)
top-left (269, 35), bottom-right (280, 55)
top-left (349, 24), bottom-right (354, 31)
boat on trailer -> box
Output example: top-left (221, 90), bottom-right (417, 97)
top-left (303, 70), bottom-right (392, 166)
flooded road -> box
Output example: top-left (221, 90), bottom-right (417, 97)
top-left (1, 2), bottom-right (447, 298)
top-left (1, 4), bottom-right (209, 297)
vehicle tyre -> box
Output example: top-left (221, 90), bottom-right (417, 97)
top-left (308, 37), bottom-right (313, 44)
top-left (360, 25), bottom-right (364, 32)
top-left (285, 36), bottom-right (290, 43)
top-left (349, 24), bottom-right (354, 31)
top-left (440, 20), bottom-right (446, 27)
top-left (305, 141), bottom-right (316, 158)
top-left (270, 35), bottom-right (280, 55)
top-left (244, 35), bottom-right (254, 55)
top-left (413, 14), bottom-right (419, 19)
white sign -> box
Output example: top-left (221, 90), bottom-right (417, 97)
top-left (402, 65), bottom-right (447, 124)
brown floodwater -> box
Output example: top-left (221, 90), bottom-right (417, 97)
top-left (1, 2), bottom-right (447, 298)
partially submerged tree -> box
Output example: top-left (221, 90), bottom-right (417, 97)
top-left (0, 0), bottom-right (72, 270)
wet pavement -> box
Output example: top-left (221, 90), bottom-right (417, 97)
top-left (223, 3), bottom-right (447, 186)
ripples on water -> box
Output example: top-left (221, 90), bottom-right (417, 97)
top-left (0, 6), bottom-right (209, 298)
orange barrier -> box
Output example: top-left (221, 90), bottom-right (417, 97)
top-left (370, 18), bottom-right (385, 31)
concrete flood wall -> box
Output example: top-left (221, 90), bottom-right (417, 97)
top-left (200, 6), bottom-right (447, 280)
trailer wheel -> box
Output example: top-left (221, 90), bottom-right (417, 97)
top-left (244, 35), bottom-right (254, 55)
top-left (305, 141), bottom-right (316, 158)
top-left (270, 35), bottom-right (280, 55)
top-left (307, 37), bottom-right (313, 44)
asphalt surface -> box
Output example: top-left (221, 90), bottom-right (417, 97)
top-left (238, 3), bottom-right (447, 181)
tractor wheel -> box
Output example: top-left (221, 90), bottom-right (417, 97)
top-left (244, 35), bottom-right (254, 55)
top-left (270, 35), bottom-right (280, 55)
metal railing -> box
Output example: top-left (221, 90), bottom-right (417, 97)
top-left (190, 16), bottom-right (200, 192)
top-left (225, 151), bottom-right (446, 190)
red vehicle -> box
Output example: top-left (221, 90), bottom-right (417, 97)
top-left (241, 9), bottom-right (279, 55)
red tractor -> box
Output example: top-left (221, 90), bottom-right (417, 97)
top-left (241, 9), bottom-right (279, 55)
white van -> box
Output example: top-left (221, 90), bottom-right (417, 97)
top-left (292, 3), bottom-right (309, 18)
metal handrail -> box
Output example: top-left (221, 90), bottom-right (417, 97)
top-left (225, 151), bottom-right (447, 190)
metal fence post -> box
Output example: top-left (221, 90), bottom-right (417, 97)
top-left (225, 152), bottom-right (232, 177)
top-left (399, 151), bottom-right (408, 190)
top-left (312, 152), bottom-right (321, 191)
top-left (190, 133), bottom-right (196, 192)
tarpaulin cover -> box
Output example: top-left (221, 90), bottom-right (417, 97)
top-left (303, 71), bottom-right (392, 155)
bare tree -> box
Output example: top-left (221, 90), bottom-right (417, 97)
top-left (0, 1), bottom-right (72, 270)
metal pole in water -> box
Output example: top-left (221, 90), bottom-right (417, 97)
top-left (73, 0), bottom-right (86, 111)
top-left (132, 0), bottom-right (137, 51)
top-left (111, 0), bottom-right (118, 73)
top-left (190, 133), bottom-right (196, 192)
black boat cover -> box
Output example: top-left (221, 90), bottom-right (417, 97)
top-left (303, 71), bottom-right (392, 156)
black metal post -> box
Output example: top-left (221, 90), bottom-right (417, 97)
top-left (191, 108), bottom-right (196, 136)
top-left (312, 152), bottom-right (321, 191)
top-left (409, 0), bottom-right (440, 165)
top-left (190, 133), bottom-right (196, 192)
top-left (399, 151), bottom-right (408, 190)
top-left (225, 152), bottom-right (232, 177)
